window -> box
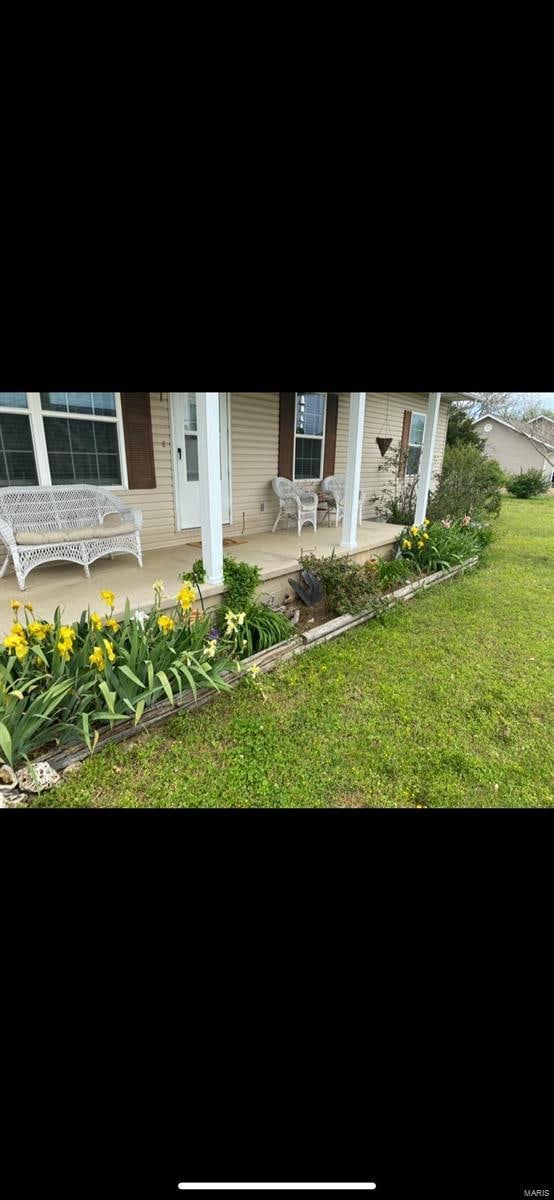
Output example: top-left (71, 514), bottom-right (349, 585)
top-left (183, 394), bottom-right (199, 482)
top-left (406, 412), bottom-right (426, 475)
top-left (0, 392), bottom-right (126, 488)
top-left (294, 393), bottom-right (326, 480)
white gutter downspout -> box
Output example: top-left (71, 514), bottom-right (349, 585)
top-left (197, 392), bottom-right (224, 585)
top-left (414, 392), bottom-right (442, 526)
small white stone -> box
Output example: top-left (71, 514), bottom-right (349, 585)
top-left (16, 762), bottom-right (60, 794)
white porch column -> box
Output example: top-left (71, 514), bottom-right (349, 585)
top-left (340, 392), bottom-right (366, 549)
top-left (414, 391), bottom-right (442, 526)
top-left (197, 392), bottom-right (224, 585)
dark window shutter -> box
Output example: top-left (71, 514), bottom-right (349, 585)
top-left (278, 392), bottom-right (296, 478)
top-left (120, 392), bottom-right (157, 489)
top-left (399, 409), bottom-right (411, 476)
top-left (323, 393), bottom-right (339, 478)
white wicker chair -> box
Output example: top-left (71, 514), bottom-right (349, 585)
top-left (321, 475), bottom-right (366, 527)
top-left (0, 485), bottom-right (143, 591)
top-left (271, 478), bottom-right (318, 535)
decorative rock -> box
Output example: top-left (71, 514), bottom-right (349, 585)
top-left (63, 761), bottom-right (83, 777)
top-left (0, 790), bottom-right (29, 808)
top-left (0, 764), bottom-right (18, 792)
top-left (16, 762), bottom-right (60, 794)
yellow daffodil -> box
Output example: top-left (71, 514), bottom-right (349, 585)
top-left (11, 623), bottom-right (25, 635)
top-left (203, 639), bottom-right (218, 660)
top-left (90, 612), bottom-right (103, 630)
top-left (237, 613), bottom-right (246, 627)
top-left (402, 539), bottom-right (412, 550)
top-left (4, 633), bottom-right (27, 655)
top-left (24, 603), bottom-right (34, 613)
top-left (28, 621), bottom-right (48, 641)
top-left (105, 617), bottom-right (119, 633)
top-left (15, 641), bottom-right (29, 660)
top-left (101, 590), bottom-right (116, 609)
top-left (58, 642), bottom-right (73, 662)
top-left (410, 525), bottom-right (419, 536)
top-left (423, 533), bottom-right (429, 541)
top-left (418, 540), bottom-right (425, 549)
top-left (423, 518), bottom-right (430, 526)
top-left (158, 615), bottom-right (175, 636)
top-left (177, 584), bottom-right (196, 612)
top-left (89, 647), bottom-right (106, 671)
top-left (10, 599), bottom-right (21, 612)
top-left (102, 638), bottom-right (116, 663)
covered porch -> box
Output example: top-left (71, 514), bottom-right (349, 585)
top-left (0, 516), bottom-right (404, 629)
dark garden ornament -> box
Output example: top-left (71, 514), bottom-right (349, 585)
top-left (288, 569), bottom-right (324, 607)
top-left (376, 393), bottom-right (394, 457)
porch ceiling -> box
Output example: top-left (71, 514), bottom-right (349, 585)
top-left (0, 522), bottom-right (404, 632)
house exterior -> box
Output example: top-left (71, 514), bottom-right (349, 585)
top-left (525, 414), bottom-right (554, 446)
top-left (473, 414), bottom-right (554, 483)
top-left (0, 391), bottom-right (465, 549)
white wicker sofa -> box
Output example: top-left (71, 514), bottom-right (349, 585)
top-left (0, 485), bottom-right (143, 591)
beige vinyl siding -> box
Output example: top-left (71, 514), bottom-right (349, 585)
top-left (473, 419), bottom-right (552, 478)
top-left (335, 393), bottom-right (450, 515)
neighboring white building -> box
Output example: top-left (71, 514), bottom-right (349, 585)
top-left (473, 414), bottom-right (554, 484)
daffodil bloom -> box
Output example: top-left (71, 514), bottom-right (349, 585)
top-left (103, 638), bottom-right (116, 663)
top-left (158, 615), bottom-right (175, 636)
top-left (14, 640), bottom-right (29, 660)
top-left (4, 633), bottom-right (27, 654)
top-left (203, 639), bottom-right (218, 660)
top-left (28, 621), bottom-right (48, 641)
top-left (105, 617), bottom-right (119, 633)
top-left (225, 610), bottom-right (238, 635)
top-left (177, 584), bottom-right (196, 612)
top-left (418, 540), bottom-right (425, 549)
top-left (237, 613), bottom-right (246, 627)
top-left (423, 518), bottom-right (430, 526)
top-left (89, 647), bottom-right (106, 671)
top-left (90, 613), bottom-right (103, 631)
top-left (24, 603), bottom-right (34, 613)
top-left (402, 539), bottom-right (412, 550)
top-left (101, 590), bottom-right (116, 609)
top-left (423, 533), bottom-right (429, 541)
top-left (410, 525), bottom-right (419, 536)
top-left (11, 623), bottom-right (25, 635)
top-left (10, 599), bottom-right (21, 612)
top-left (60, 626), bottom-right (76, 643)
top-left (58, 641), bottom-right (73, 662)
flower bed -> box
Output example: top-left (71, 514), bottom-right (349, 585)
top-left (1, 534), bottom-right (486, 790)
top-left (0, 577), bottom-right (293, 776)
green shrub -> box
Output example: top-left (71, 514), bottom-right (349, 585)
top-left (221, 556), bottom-right (261, 610)
top-left (215, 557), bottom-right (292, 658)
top-left (397, 519), bottom-right (482, 574)
top-left (506, 469), bottom-right (549, 498)
top-left (377, 557), bottom-right (414, 591)
top-left (300, 551), bottom-right (384, 617)
top-left (428, 444), bottom-right (506, 521)
top-left (374, 446), bottom-right (419, 525)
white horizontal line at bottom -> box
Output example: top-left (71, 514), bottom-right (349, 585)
top-left (177, 1187), bottom-right (377, 1192)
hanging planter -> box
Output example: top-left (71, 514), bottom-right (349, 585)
top-left (376, 436), bottom-right (393, 458)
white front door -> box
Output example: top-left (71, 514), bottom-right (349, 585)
top-left (171, 392), bottom-right (230, 530)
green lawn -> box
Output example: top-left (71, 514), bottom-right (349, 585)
top-left (37, 496), bottom-right (554, 808)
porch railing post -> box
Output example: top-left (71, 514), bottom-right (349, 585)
top-left (414, 392), bottom-right (442, 526)
top-left (340, 392), bottom-right (366, 550)
top-left (197, 392), bottom-right (224, 585)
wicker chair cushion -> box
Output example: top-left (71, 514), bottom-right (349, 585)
top-left (15, 522), bottom-right (138, 546)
